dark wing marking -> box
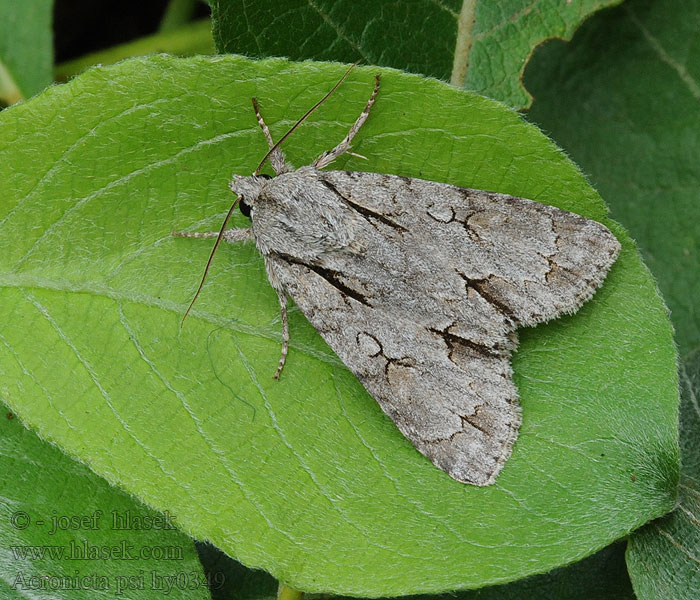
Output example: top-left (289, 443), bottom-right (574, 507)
top-left (323, 171), bottom-right (620, 328)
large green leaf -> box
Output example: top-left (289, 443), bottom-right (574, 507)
top-left (0, 55), bottom-right (677, 595)
top-left (625, 352), bottom-right (700, 600)
top-left (0, 402), bottom-right (210, 599)
top-left (0, 0), bottom-right (54, 104)
top-left (525, 0), bottom-right (700, 358)
top-left (199, 542), bottom-right (635, 600)
top-left (210, 0), bottom-right (622, 109)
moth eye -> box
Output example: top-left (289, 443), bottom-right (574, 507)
top-left (259, 173), bottom-right (272, 180)
top-left (239, 198), bottom-right (252, 218)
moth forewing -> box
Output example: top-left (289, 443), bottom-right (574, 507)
top-left (175, 68), bottom-right (620, 485)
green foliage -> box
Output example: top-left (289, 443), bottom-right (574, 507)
top-left (0, 0), bottom-right (53, 103)
top-left (0, 55), bottom-right (677, 595)
top-left (200, 543), bottom-right (637, 600)
top-left (526, 0), bottom-right (700, 595)
top-left (2, 0), bottom-right (695, 595)
top-left (0, 403), bottom-right (209, 599)
top-left (209, 542), bottom-right (637, 600)
top-left (526, 0), bottom-right (700, 359)
top-left (209, 0), bottom-right (622, 108)
top-left (54, 19), bottom-right (215, 82)
top-left (625, 352), bottom-right (700, 600)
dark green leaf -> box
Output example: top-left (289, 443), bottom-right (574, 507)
top-left (525, 0), bottom-right (700, 357)
top-left (210, 0), bottom-right (622, 108)
top-left (197, 542), bottom-right (278, 600)
top-left (626, 352), bottom-right (700, 600)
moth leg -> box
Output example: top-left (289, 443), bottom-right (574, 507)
top-left (312, 74), bottom-right (380, 170)
top-left (172, 228), bottom-right (254, 244)
top-left (263, 256), bottom-right (291, 378)
top-left (274, 289), bottom-right (290, 379)
top-left (252, 98), bottom-right (291, 175)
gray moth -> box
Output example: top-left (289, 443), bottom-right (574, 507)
top-left (175, 67), bottom-right (621, 486)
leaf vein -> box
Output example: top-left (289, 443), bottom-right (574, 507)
top-left (626, 5), bottom-right (700, 102)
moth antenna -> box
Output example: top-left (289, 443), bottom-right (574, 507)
top-left (181, 197), bottom-right (241, 327)
top-left (254, 60), bottom-right (361, 175)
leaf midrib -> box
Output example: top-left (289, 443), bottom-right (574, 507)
top-left (450, 0), bottom-right (477, 85)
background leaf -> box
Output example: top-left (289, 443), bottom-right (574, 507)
top-left (54, 19), bottom-right (215, 82)
top-left (197, 543), bottom-right (278, 600)
top-left (0, 401), bottom-right (210, 599)
top-left (625, 352), bottom-right (700, 600)
top-left (209, 0), bottom-right (622, 108)
top-left (0, 0), bottom-right (54, 104)
top-left (525, 0), bottom-right (700, 358)
top-left (0, 55), bottom-right (677, 595)
top-left (524, 0), bottom-right (700, 593)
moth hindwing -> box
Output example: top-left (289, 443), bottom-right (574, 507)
top-left (175, 68), bottom-right (620, 486)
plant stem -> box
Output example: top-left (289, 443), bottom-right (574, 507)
top-left (0, 60), bottom-right (23, 105)
top-left (160, 0), bottom-right (199, 33)
top-left (54, 20), bottom-right (214, 81)
top-left (277, 582), bottom-right (304, 600)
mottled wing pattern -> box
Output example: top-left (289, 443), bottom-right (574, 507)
top-left (271, 252), bottom-right (522, 485)
top-left (270, 171), bottom-right (620, 485)
top-left (322, 171), bottom-right (621, 329)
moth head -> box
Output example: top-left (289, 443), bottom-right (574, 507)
top-left (229, 173), bottom-right (272, 218)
